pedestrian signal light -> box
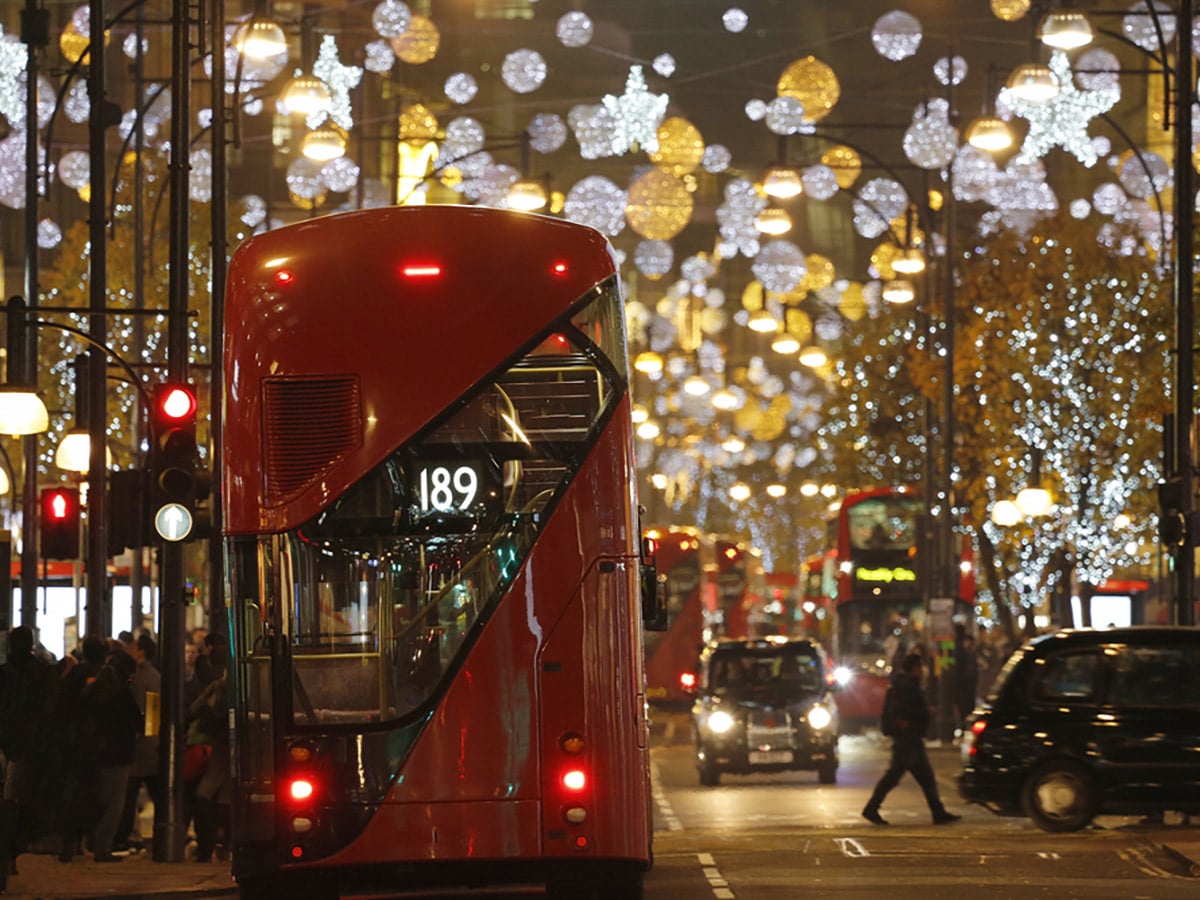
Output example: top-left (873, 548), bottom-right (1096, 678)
top-left (40, 486), bottom-right (81, 559)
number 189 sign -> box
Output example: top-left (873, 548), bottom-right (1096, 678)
top-left (415, 462), bottom-right (485, 515)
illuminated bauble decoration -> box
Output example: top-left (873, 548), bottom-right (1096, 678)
top-left (991, 0), bottom-right (1030, 21)
top-left (502, 49), bottom-right (547, 93)
top-left (800, 254), bottom-right (835, 293)
top-left (776, 56), bottom-right (839, 124)
top-left (237, 195), bottom-right (268, 227)
top-left (528, 113), bottom-right (567, 153)
top-left (321, 156), bottom-right (361, 193)
top-left (400, 103), bottom-right (440, 142)
top-left (952, 145), bottom-right (1001, 202)
top-left (569, 103), bottom-right (617, 160)
top-left (801, 165), bottom-right (838, 200)
top-left (1093, 182), bottom-right (1126, 215)
top-left (765, 97), bottom-right (808, 135)
top-left (650, 117), bottom-right (705, 176)
top-left (286, 156), bottom-right (326, 201)
top-left (1118, 149), bottom-right (1170, 200)
top-left (557, 11), bottom-right (594, 47)
top-left (934, 55), bottom-right (968, 87)
top-left (1075, 48), bottom-right (1120, 94)
top-left (871, 10), bottom-right (922, 62)
top-left (61, 7), bottom-right (110, 65)
top-left (372, 0), bottom-right (411, 38)
top-left (59, 151), bottom-right (91, 190)
top-left (871, 242), bottom-right (902, 279)
top-left (784, 308), bottom-right (813, 344)
top-left (744, 98), bottom-right (768, 122)
top-left (723, 8), bottom-right (749, 33)
top-left (1069, 198), bottom-right (1091, 219)
top-left (752, 240), bottom-right (807, 294)
top-left (364, 40), bottom-right (394, 73)
top-left (624, 169), bottom-right (691, 240)
top-left (444, 72), bottom-right (478, 105)
top-left (563, 175), bottom-right (627, 237)
top-left (852, 178), bottom-right (908, 239)
top-left (1123, 1), bottom-right (1175, 53)
top-left (37, 218), bottom-right (62, 249)
top-left (822, 146), bottom-right (861, 188)
top-left (654, 54), bottom-right (676, 78)
top-left (703, 145), bottom-right (732, 173)
top-left (391, 14), bottom-right (439, 64)
top-left (635, 240), bottom-right (674, 279)
top-left (839, 282), bottom-right (868, 321)
top-left (904, 98), bottom-right (958, 170)
top-left (64, 81), bottom-right (90, 124)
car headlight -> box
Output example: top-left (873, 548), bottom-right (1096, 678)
top-left (807, 705), bottom-right (833, 730)
top-left (707, 710), bottom-right (736, 734)
top-left (833, 666), bottom-right (854, 687)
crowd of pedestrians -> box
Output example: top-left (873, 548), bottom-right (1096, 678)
top-left (0, 624), bottom-right (230, 884)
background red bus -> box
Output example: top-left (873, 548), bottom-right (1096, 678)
top-left (800, 487), bottom-right (974, 731)
top-left (223, 206), bottom-right (658, 899)
top-left (642, 529), bottom-right (769, 706)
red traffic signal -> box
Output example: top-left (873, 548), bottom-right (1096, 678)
top-left (40, 486), bottom-right (81, 560)
top-left (151, 383), bottom-right (199, 502)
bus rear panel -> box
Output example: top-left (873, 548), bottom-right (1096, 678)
top-left (222, 207), bottom-right (651, 899)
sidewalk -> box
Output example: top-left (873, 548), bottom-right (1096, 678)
top-left (2, 850), bottom-right (235, 899)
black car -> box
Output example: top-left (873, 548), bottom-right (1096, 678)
top-left (958, 626), bottom-right (1200, 832)
top-left (689, 636), bottom-right (839, 787)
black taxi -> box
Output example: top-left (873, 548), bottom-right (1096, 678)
top-left (958, 626), bottom-right (1200, 831)
top-left (689, 636), bottom-right (839, 786)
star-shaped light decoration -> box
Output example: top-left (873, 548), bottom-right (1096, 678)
top-left (311, 35), bottom-right (363, 131)
top-left (998, 49), bottom-right (1117, 168)
top-left (601, 65), bottom-right (668, 156)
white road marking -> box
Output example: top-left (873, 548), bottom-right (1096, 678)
top-left (698, 852), bottom-right (737, 898)
top-left (650, 761), bottom-right (683, 831)
top-left (834, 837), bottom-right (871, 858)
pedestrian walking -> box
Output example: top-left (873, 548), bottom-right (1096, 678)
top-left (862, 651), bottom-right (961, 826)
top-left (52, 634), bottom-right (108, 862)
top-left (117, 633), bottom-right (160, 852)
top-left (81, 651), bottom-right (141, 862)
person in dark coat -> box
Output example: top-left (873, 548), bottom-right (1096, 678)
top-left (82, 652), bottom-right (141, 862)
top-left (53, 634), bottom-right (109, 862)
top-left (955, 634), bottom-right (981, 730)
top-left (862, 652), bottom-right (961, 826)
top-left (0, 626), bottom-right (55, 883)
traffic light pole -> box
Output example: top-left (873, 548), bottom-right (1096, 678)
top-left (153, 0), bottom-right (193, 863)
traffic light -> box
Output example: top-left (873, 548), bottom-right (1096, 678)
top-left (109, 468), bottom-right (150, 555)
top-left (40, 486), bottom-right (81, 560)
top-left (150, 383), bottom-right (199, 541)
top-left (1158, 477), bottom-right (1186, 546)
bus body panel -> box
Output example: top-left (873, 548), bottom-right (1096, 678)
top-left (222, 205), bottom-right (617, 534)
top-left (224, 207), bottom-right (650, 894)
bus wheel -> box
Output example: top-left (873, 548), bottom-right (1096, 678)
top-left (818, 761), bottom-right (837, 785)
top-left (547, 868), bottom-right (644, 900)
top-left (239, 876), bottom-right (337, 900)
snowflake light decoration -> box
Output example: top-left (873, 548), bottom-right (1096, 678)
top-left (601, 66), bottom-right (668, 156)
top-left (998, 50), bottom-right (1117, 167)
top-left (311, 35), bottom-right (363, 131)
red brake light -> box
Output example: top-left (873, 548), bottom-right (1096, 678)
top-left (971, 719), bottom-right (988, 735)
top-left (551, 261), bottom-right (569, 276)
top-left (562, 769), bottom-right (587, 792)
top-left (401, 263), bottom-right (442, 278)
top-left (273, 270), bottom-right (295, 286)
top-left (289, 778), bottom-right (314, 801)
top-left (679, 671), bottom-right (697, 690)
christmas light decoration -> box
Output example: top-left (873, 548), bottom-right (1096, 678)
top-left (600, 66), bottom-right (669, 156)
top-left (999, 50), bottom-right (1117, 167)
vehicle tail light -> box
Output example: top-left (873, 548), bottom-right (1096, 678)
top-left (288, 777), bottom-right (315, 802)
top-left (561, 769), bottom-right (587, 792)
top-left (559, 732), bottom-right (585, 754)
top-left (679, 671), bottom-right (697, 690)
top-left (967, 719), bottom-right (988, 757)
top-left (401, 263), bottom-right (442, 278)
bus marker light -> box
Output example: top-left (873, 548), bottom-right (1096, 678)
top-left (559, 733), bottom-right (585, 754)
top-left (551, 262), bottom-right (569, 276)
top-left (574, 835), bottom-right (589, 850)
top-left (291, 817), bottom-right (314, 833)
top-left (289, 778), bottom-right (315, 801)
top-left (564, 807), bottom-right (587, 825)
top-left (273, 270), bottom-right (295, 286)
top-left (402, 263), bottom-right (442, 278)
top-left (561, 769), bottom-right (586, 792)
top-left (290, 845), bottom-right (304, 859)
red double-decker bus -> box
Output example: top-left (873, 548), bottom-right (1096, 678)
top-left (223, 206), bottom-right (660, 899)
top-left (642, 528), bottom-right (769, 706)
top-left (801, 487), bottom-right (974, 731)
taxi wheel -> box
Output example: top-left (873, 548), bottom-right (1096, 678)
top-left (1022, 760), bottom-right (1097, 832)
top-left (817, 761), bottom-right (837, 785)
top-left (698, 758), bottom-right (721, 787)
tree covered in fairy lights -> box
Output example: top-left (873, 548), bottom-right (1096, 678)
top-left (24, 148), bottom-right (216, 479)
top-left (931, 214), bottom-right (1168, 638)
